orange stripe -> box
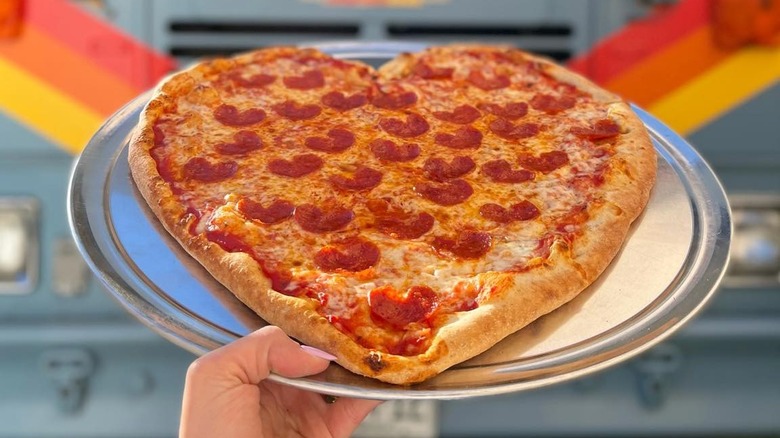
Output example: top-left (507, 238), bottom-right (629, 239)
top-left (605, 26), bottom-right (731, 107)
top-left (0, 26), bottom-right (140, 116)
top-left (648, 47), bottom-right (780, 134)
top-left (0, 57), bottom-right (104, 154)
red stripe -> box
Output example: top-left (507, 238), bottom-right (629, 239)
top-left (568, 0), bottom-right (710, 84)
top-left (603, 26), bottom-right (729, 107)
top-left (25, 0), bottom-right (176, 90)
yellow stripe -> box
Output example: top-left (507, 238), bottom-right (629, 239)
top-left (648, 47), bottom-right (780, 135)
top-left (386, 0), bottom-right (424, 6)
top-left (2, 45), bottom-right (777, 151)
top-left (0, 57), bottom-right (103, 154)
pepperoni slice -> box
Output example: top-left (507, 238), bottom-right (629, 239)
top-left (489, 119), bottom-right (540, 140)
top-left (183, 157), bottom-right (238, 182)
top-left (434, 126), bottom-right (483, 149)
top-left (205, 228), bottom-right (251, 254)
top-left (321, 91), bottom-right (368, 111)
top-left (369, 285), bottom-right (438, 328)
top-left (267, 154), bottom-right (323, 177)
top-left (518, 151), bottom-right (569, 173)
top-left (215, 130), bottom-right (263, 155)
top-left (415, 179), bottom-right (473, 206)
top-left (371, 91), bottom-right (417, 110)
top-left (433, 105), bottom-right (481, 124)
top-left (530, 94), bottom-right (576, 113)
top-left (154, 155), bottom-right (178, 184)
top-left (413, 62), bottom-right (454, 80)
top-left (479, 201), bottom-right (540, 223)
top-left (283, 70), bottom-right (325, 90)
top-left (228, 72), bottom-right (276, 88)
top-left (237, 198), bottom-right (295, 224)
top-left (213, 104), bottom-right (266, 126)
top-left (294, 204), bottom-right (354, 233)
top-left (371, 201), bottom-right (434, 239)
top-left (379, 113), bottom-right (430, 138)
top-left (370, 139), bottom-right (421, 162)
top-left (183, 206), bottom-right (202, 234)
top-left (152, 123), bottom-right (166, 147)
top-left (365, 198), bottom-right (393, 214)
top-left (432, 231), bottom-right (492, 259)
top-left (571, 172), bottom-right (606, 191)
top-left (468, 70), bottom-right (510, 90)
top-left (330, 167), bottom-right (382, 191)
top-left (305, 128), bottom-right (355, 153)
top-left (481, 159), bottom-right (534, 183)
top-left (477, 102), bottom-right (528, 120)
top-left (265, 266), bottom-right (294, 294)
top-left (556, 205), bottom-right (589, 233)
top-left (272, 101), bottom-right (322, 120)
top-left (315, 237), bottom-right (380, 272)
top-left (423, 156), bottom-right (476, 181)
top-left (571, 119), bottom-right (621, 140)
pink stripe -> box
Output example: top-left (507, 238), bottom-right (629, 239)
top-left (25, 0), bottom-right (176, 90)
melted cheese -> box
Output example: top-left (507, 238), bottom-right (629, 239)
top-left (153, 48), bottom-right (622, 326)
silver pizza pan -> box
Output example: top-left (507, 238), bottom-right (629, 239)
top-left (68, 42), bottom-right (731, 400)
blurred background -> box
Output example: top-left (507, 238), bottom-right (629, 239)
top-left (0, 0), bottom-right (778, 436)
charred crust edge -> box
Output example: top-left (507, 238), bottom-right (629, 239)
top-left (365, 351), bottom-right (387, 373)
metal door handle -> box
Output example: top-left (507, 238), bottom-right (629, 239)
top-left (40, 348), bottom-right (96, 415)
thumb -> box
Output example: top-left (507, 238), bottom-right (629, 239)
top-left (189, 326), bottom-right (332, 387)
top-left (180, 327), bottom-right (335, 437)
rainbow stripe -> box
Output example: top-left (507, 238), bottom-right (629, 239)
top-left (1, 0), bottom-right (776, 151)
top-left (569, 0), bottom-right (780, 135)
top-left (0, 0), bottom-right (175, 154)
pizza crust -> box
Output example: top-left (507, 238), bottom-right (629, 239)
top-left (128, 45), bottom-right (656, 385)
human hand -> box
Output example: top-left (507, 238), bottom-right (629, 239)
top-left (180, 326), bottom-right (382, 438)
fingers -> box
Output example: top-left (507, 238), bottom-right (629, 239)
top-left (326, 398), bottom-right (384, 438)
top-left (188, 326), bottom-right (333, 386)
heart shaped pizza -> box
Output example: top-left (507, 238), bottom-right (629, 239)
top-left (128, 45), bottom-right (656, 385)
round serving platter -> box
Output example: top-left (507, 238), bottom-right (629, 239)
top-left (68, 42), bottom-right (731, 400)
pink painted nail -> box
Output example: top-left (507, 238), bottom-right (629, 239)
top-left (301, 345), bottom-right (337, 361)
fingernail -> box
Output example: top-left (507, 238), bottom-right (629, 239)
top-left (301, 345), bottom-right (337, 361)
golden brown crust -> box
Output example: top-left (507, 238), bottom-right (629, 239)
top-left (603, 103), bottom-right (658, 220)
top-left (128, 45), bottom-right (656, 385)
